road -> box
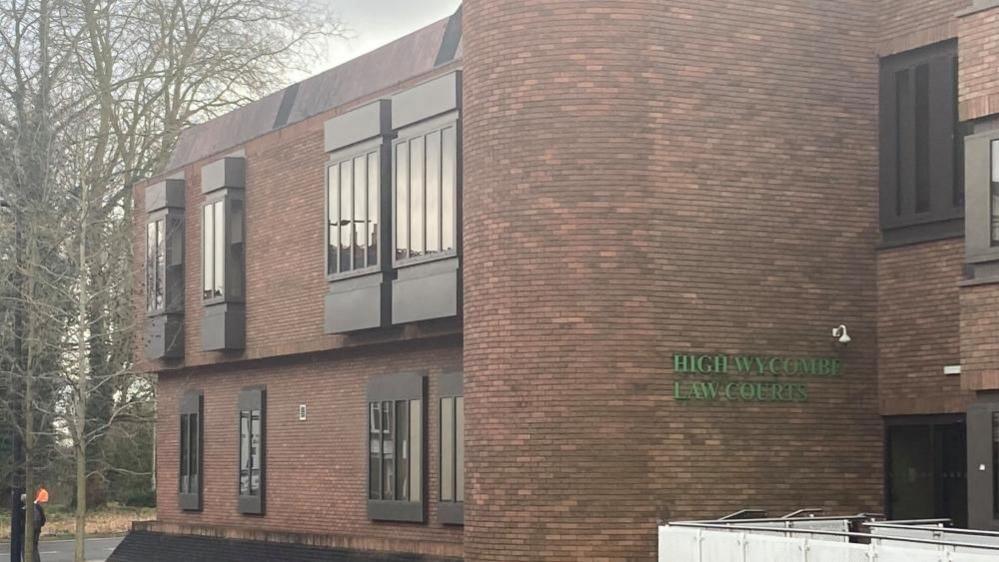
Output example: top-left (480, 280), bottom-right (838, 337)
top-left (0, 537), bottom-right (123, 562)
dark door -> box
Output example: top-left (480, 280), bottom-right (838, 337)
top-left (886, 416), bottom-right (967, 527)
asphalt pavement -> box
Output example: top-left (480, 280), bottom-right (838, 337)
top-left (0, 537), bottom-right (123, 562)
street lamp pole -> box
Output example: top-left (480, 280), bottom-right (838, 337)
top-left (1, 198), bottom-right (25, 562)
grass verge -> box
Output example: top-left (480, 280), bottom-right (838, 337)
top-left (0, 505), bottom-right (155, 540)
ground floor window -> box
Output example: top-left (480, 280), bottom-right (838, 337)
top-left (178, 391), bottom-right (203, 511)
top-left (368, 400), bottom-right (422, 502)
top-left (237, 387), bottom-right (265, 515)
top-left (367, 373), bottom-right (425, 522)
top-left (439, 372), bottom-right (464, 525)
top-left (993, 413), bottom-right (999, 518)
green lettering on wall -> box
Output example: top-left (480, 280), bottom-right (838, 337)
top-left (669, 351), bottom-right (844, 403)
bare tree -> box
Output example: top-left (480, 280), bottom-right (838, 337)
top-left (0, 1), bottom-right (342, 561)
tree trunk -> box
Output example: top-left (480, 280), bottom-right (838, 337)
top-left (74, 182), bottom-right (90, 562)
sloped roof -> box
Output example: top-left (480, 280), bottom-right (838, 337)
top-left (166, 7), bottom-right (463, 172)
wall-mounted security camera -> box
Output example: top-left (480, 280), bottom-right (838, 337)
top-left (832, 325), bottom-right (851, 345)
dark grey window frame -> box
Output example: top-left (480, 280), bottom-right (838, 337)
top-left (144, 179), bottom-right (185, 360)
top-left (178, 390), bottom-right (203, 511)
top-left (367, 373), bottom-right (426, 523)
top-left (325, 137), bottom-right (389, 281)
top-left (388, 72), bottom-right (462, 326)
top-left (879, 39), bottom-right (965, 247)
top-left (237, 386), bottom-right (265, 515)
top-left (391, 111), bottom-right (461, 270)
top-left (145, 215), bottom-right (166, 314)
top-left (438, 372), bottom-right (464, 525)
top-left (964, 127), bottom-right (999, 283)
top-left (201, 189), bottom-right (245, 306)
top-left (200, 155), bottom-right (246, 352)
top-left (968, 398), bottom-right (999, 530)
top-left (323, 100), bottom-right (395, 334)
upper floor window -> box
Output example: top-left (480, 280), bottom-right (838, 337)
top-left (202, 200), bottom-right (225, 300)
top-left (879, 40), bottom-right (966, 244)
top-left (394, 121), bottom-right (458, 263)
top-left (201, 194), bottom-right (244, 303)
top-left (146, 218), bottom-right (165, 312)
top-left (327, 149), bottom-right (380, 275)
top-left (961, 127), bottom-right (999, 274)
top-left (991, 140), bottom-right (999, 245)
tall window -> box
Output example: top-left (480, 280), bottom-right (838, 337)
top-left (328, 149), bottom-right (380, 275)
top-left (369, 400), bottom-right (422, 502)
top-left (440, 396), bottom-right (464, 505)
top-left (145, 218), bottom-right (166, 312)
top-left (993, 412), bottom-right (999, 518)
top-left (879, 40), bottom-right (964, 243)
top-left (178, 391), bottom-right (202, 511)
top-left (202, 200), bottom-right (225, 299)
top-left (179, 411), bottom-right (200, 495)
top-left (237, 387), bottom-right (265, 515)
top-left (991, 141), bottom-right (999, 245)
top-left (439, 372), bottom-right (464, 525)
top-left (240, 411), bottom-right (262, 496)
top-left (395, 124), bottom-right (457, 262)
top-left (367, 373), bottom-right (424, 522)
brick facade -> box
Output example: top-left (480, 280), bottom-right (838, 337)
top-left (155, 340), bottom-right (463, 557)
top-left (959, 5), bottom-right (999, 120)
top-left (878, 0), bottom-right (969, 55)
top-left (124, 1), bottom-right (999, 560)
top-left (877, 239), bottom-right (974, 415)
top-left (131, 60), bottom-right (463, 376)
top-left (461, 0), bottom-right (882, 559)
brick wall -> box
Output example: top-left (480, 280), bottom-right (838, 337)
top-left (959, 5), bottom-right (999, 120)
top-left (155, 339), bottom-right (463, 557)
top-left (132, 62), bottom-right (462, 375)
top-left (462, 1), bottom-right (883, 560)
top-left (879, 0), bottom-right (969, 55)
top-left (877, 239), bottom-right (974, 414)
top-left (960, 284), bottom-right (999, 390)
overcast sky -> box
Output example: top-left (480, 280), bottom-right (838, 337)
top-left (321, 0), bottom-right (462, 69)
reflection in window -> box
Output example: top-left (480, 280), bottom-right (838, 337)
top-left (179, 412), bottom-right (200, 494)
top-left (368, 399), bottom-right (421, 502)
top-left (994, 412), bottom-right (999, 518)
top-left (327, 149), bottom-right (380, 274)
top-left (202, 200), bottom-right (226, 299)
top-left (145, 219), bottom-right (166, 312)
top-left (440, 396), bottom-right (464, 503)
top-left (239, 409), bottom-right (262, 497)
top-left (395, 124), bottom-right (458, 261)
top-left (991, 140), bottom-right (999, 245)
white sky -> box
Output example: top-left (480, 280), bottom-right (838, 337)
top-left (320, 0), bottom-right (462, 71)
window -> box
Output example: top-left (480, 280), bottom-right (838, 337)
top-left (991, 141), bottom-right (999, 245)
top-left (143, 179), bottom-right (186, 360)
top-left (440, 397), bottom-right (464, 503)
top-left (394, 123), bottom-right (458, 262)
top-left (237, 387), bottom-right (265, 515)
top-left (879, 40), bottom-right (965, 244)
top-left (202, 200), bottom-right (225, 300)
top-left (994, 412), bottom-right (999, 519)
top-left (146, 218), bottom-right (166, 312)
top-left (327, 149), bottom-right (380, 275)
top-left (178, 391), bottom-right (202, 511)
top-left (439, 371), bottom-right (464, 525)
top-left (367, 373), bottom-right (425, 522)
top-left (368, 400), bottom-right (422, 502)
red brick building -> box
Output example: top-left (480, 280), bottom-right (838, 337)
top-left (112, 1), bottom-right (999, 561)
